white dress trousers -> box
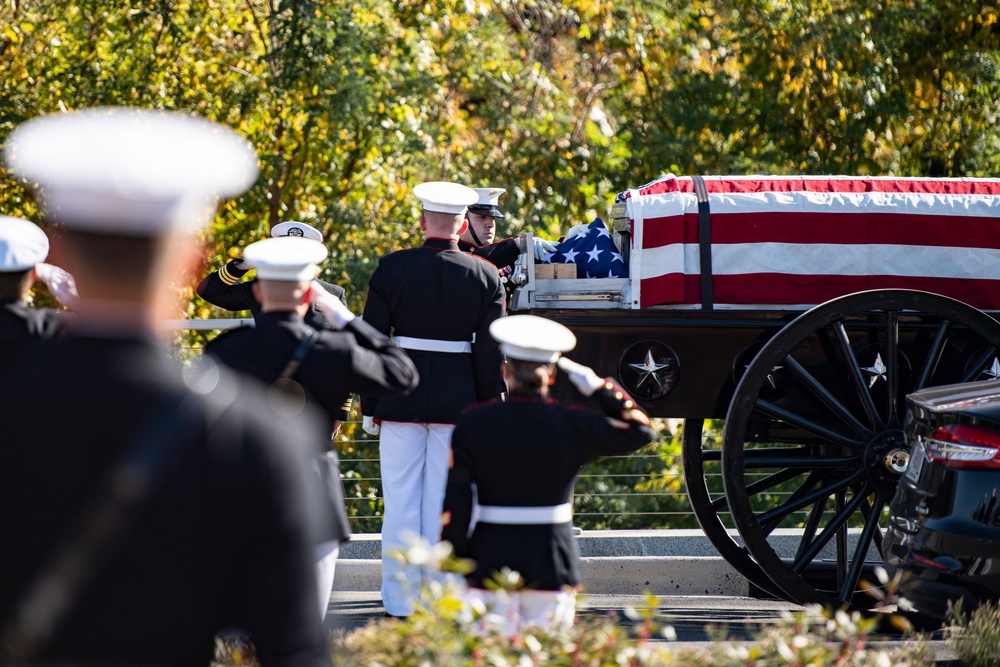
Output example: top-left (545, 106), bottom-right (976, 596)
top-left (466, 588), bottom-right (577, 635)
top-left (314, 541), bottom-right (339, 620)
top-left (378, 420), bottom-right (454, 616)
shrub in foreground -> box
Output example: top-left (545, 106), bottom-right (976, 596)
top-left (328, 541), bottom-right (932, 667)
top-left (214, 542), bottom-right (933, 667)
top-left (946, 599), bottom-right (1000, 667)
top-left (332, 597), bottom-right (932, 667)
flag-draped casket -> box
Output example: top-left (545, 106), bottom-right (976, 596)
top-left (617, 175), bottom-right (1000, 310)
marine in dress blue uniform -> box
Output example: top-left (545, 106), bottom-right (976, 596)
top-left (360, 181), bottom-right (506, 617)
top-left (441, 315), bottom-right (657, 634)
top-left (0, 108), bottom-right (330, 667)
top-left (204, 236), bottom-right (419, 618)
top-left (0, 217), bottom-right (73, 368)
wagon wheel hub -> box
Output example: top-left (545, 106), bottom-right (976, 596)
top-left (884, 448), bottom-right (910, 475)
top-left (864, 429), bottom-right (908, 489)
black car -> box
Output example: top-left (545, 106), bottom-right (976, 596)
top-left (884, 378), bottom-right (1000, 626)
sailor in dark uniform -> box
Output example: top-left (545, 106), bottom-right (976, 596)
top-left (196, 219), bottom-right (347, 325)
top-left (360, 181), bottom-right (506, 617)
top-left (204, 235), bottom-right (419, 619)
top-left (441, 314), bottom-right (657, 634)
top-left (0, 216), bottom-right (71, 367)
top-left (0, 108), bottom-right (330, 667)
top-left (458, 187), bottom-right (557, 285)
top-left (198, 220), bottom-right (355, 433)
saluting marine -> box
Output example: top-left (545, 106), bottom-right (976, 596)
top-left (0, 217), bottom-right (74, 368)
top-left (0, 108), bottom-right (330, 667)
top-left (361, 181), bottom-right (506, 618)
top-left (204, 235), bottom-right (418, 619)
top-left (441, 315), bottom-right (657, 634)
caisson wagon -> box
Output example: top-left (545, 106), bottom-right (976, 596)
top-left (506, 174), bottom-right (1000, 608)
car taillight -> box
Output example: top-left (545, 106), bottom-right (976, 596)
top-left (925, 424), bottom-right (1000, 470)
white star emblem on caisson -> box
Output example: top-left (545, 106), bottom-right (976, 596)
top-left (862, 353), bottom-right (887, 388)
top-left (628, 350), bottom-right (670, 388)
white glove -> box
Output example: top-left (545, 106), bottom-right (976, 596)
top-left (532, 238), bottom-right (559, 261)
top-left (517, 235), bottom-right (559, 262)
top-left (34, 262), bottom-right (78, 307)
top-left (557, 356), bottom-right (605, 397)
top-left (362, 415), bottom-right (381, 436)
top-left (310, 280), bottom-right (355, 329)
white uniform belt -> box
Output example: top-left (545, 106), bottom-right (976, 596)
top-left (476, 503), bottom-right (573, 525)
top-left (394, 336), bottom-right (472, 354)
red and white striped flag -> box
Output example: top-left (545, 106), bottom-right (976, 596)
top-left (621, 175), bottom-right (1000, 309)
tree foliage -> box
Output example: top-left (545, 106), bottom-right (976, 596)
top-left (1, 0), bottom-right (997, 529)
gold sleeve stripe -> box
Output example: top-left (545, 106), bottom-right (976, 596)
top-left (219, 264), bottom-right (239, 285)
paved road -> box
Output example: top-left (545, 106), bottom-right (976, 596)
top-left (324, 591), bottom-right (958, 663)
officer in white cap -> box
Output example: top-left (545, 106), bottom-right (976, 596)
top-left (196, 219), bottom-right (347, 325)
top-left (0, 216), bottom-right (75, 367)
top-left (441, 314), bottom-right (656, 635)
top-left (458, 186), bottom-right (558, 273)
top-left (0, 107), bottom-right (330, 667)
top-left (196, 219), bottom-right (355, 433)
top-left (360, 180), bottom-right (506, 617)
top-left (204, 236), bottom-right (418, 620)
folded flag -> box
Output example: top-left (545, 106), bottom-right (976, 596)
top-left (543, 218), bottom-right (627, 278)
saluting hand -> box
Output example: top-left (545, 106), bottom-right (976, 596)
top-left (34, 262), bottom-right (78, 307)
top-left (556, 356), bottom-right (605, 397)
top-left (310, 280), bottom-right (355, 329)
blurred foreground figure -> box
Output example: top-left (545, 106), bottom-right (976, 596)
top-left (441, 315), bottom-right (657, 634)
top-left (0, 108), bottom-right (331, 667)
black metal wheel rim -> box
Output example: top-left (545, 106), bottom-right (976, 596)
top-left (721, 290), bottom-right (1000, 607)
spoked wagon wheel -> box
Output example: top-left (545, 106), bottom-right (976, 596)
top-left (682, 419), bottom-right (786, 598)
top-left (722, 290), bottom-right (1000, 607)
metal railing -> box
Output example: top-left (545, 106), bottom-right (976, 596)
top-left (331, 421), bottom-right (694, 532)
top-left (171, 319), bottom-right (700, 532)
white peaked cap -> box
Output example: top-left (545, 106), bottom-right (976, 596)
top-left (0, 216), bottom-right (49, 271)
top-left (243, 237), bottom-right (328, 282)
top-left (271, 220), bottom-right (323, 242)
top-left (2, 107), bottom-right (259, 236)
top-left (413, 181), bottom-right (478, 214)
top-left (490, 314), bottom-right (577, 363)
top-left (472, 187), bottom-right (506, 207)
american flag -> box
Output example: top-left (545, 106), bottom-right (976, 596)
top-left (544, 218), bottom-right (628, 279)
top-left (621, 175), bottom-right (1000, 309)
